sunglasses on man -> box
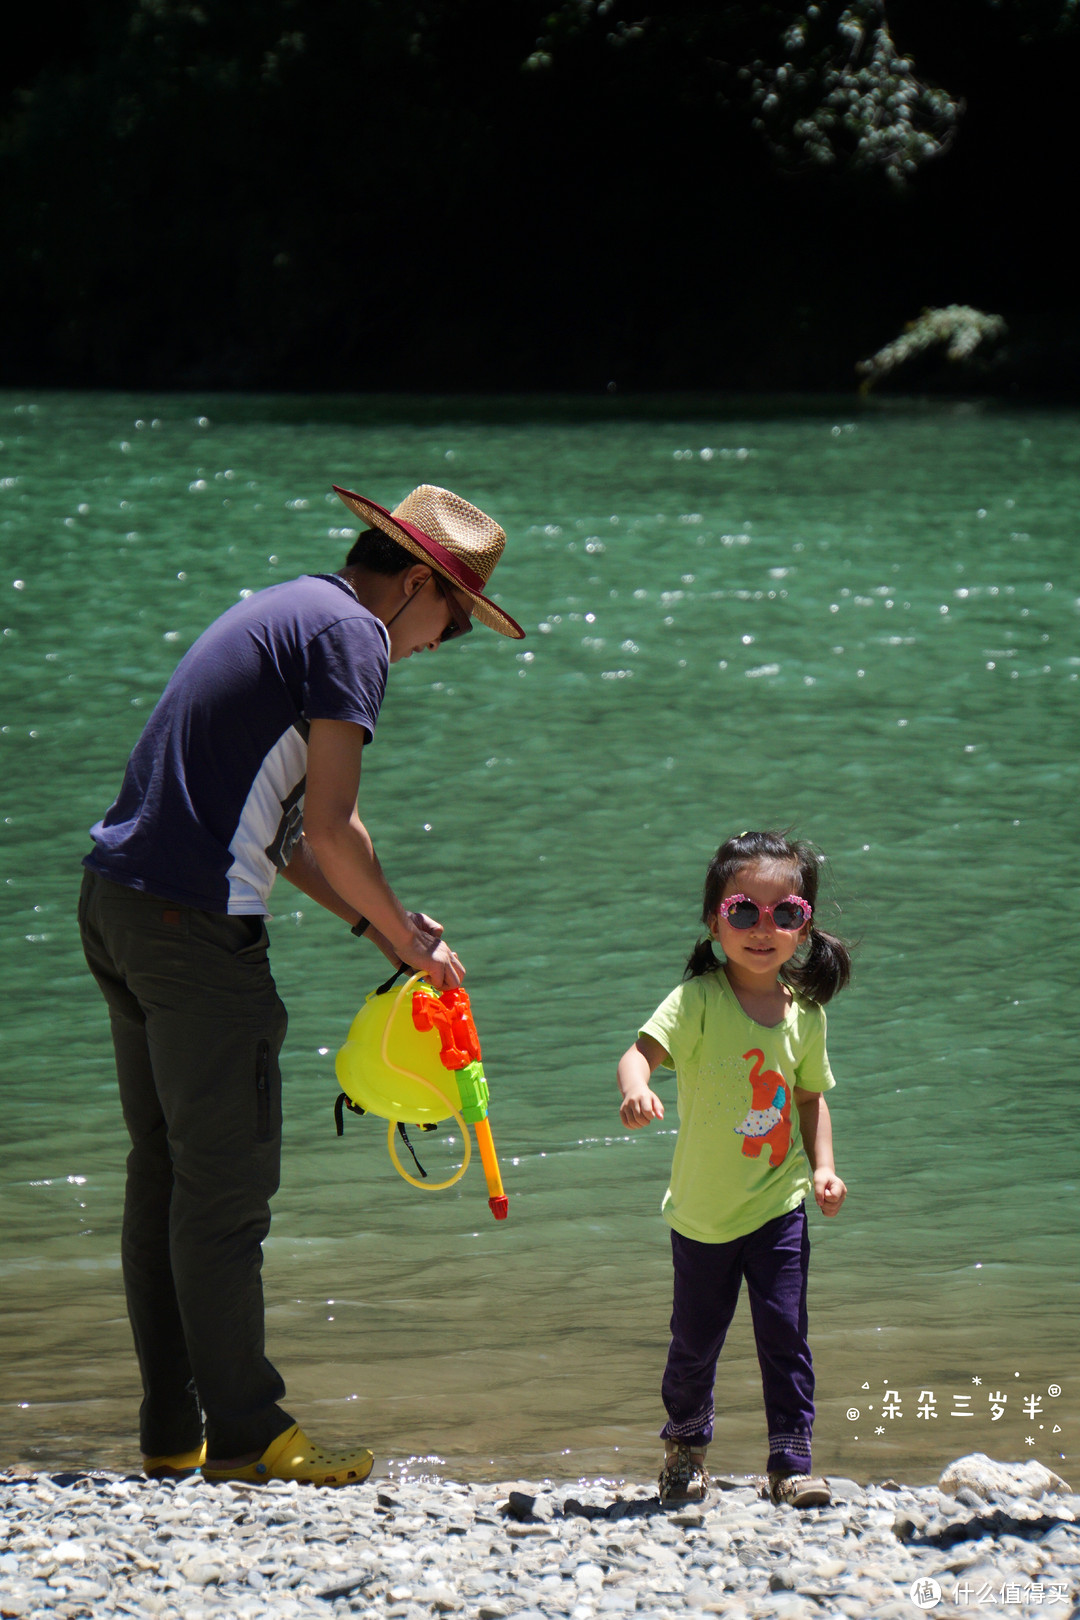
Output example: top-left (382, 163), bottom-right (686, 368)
top-left (431, 572), bottom-right (473, 642)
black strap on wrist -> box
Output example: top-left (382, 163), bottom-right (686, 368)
top-left (374, 963), bottom-right (410, 996)
top-left (350, 915), bottom-right (370, 938)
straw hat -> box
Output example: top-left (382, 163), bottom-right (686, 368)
top-left (332, 483), bottom-right (525, 639)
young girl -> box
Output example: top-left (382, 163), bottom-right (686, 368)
top-left (617, 830), bottom-right (851, 1509)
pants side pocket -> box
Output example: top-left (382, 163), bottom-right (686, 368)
top-left (255, 1039), bottom-right (272, 1142)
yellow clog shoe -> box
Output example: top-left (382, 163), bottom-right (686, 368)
top-left (202, 1424), bottom-right (374, 1487)
top-left (142, 1441), bottom-right (207, 1480)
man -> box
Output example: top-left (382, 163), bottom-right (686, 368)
top-left (78, 483), bottom-right (523, 1486)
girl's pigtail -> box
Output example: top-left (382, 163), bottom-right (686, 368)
top-left (786, 925), bottom-right (852, 1005)
top-left (684, 938), bottom-right (721, 980)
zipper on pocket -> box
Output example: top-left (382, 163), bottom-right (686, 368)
top-left (255, 1039), bottom-right (272, 1141)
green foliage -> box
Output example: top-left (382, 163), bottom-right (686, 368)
top-left (856, 306), bottom-right (1008, 392)
top-left (749, 2), bottom-right (961, 183)
top-left (1, 0), bottom-right (1076, 388)
top-left (525, 0), bottom-right (1080, 181)
top-left (522, 1), bottom-right (962, 182)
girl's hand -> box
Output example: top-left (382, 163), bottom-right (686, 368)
top-left (620, 1088), bottom-right (665, 1129)
top-left (617, 1036), bottom-right (668, 1130)
top-left (814, 1168), bottom-right (846, 1216)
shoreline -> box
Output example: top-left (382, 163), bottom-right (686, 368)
top-left (1, 1463), bottom-right (1077, 1620)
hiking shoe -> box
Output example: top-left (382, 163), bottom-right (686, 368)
top-left (767, 1471), bottom-right (831, 1508)
top-left (659, 1443), bottom-right (709, 1505)
top-left (202, 1424), bottom-right (374, 1487)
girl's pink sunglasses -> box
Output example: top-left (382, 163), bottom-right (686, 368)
top-left (718, 894), bottom-right (812, 931)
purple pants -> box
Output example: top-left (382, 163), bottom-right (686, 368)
top-left (661, 1205), bottom-right (815, 1476)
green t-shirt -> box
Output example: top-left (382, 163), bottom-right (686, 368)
top-left (639, 969), bottom-right (835, 1244)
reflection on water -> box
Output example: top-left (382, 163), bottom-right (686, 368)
top-left (0, 393), bottom-right (1076, 1484)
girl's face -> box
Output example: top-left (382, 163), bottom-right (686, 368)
top-left (708, 863), bottom-right (811, 981)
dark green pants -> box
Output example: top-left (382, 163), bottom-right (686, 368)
top-left (79, 868), bottom-right (294, 1459)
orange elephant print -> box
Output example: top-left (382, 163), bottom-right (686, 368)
top-left (733, 1048), bottom-right (791, 1168)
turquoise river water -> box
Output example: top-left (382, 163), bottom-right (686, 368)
top-left (0, 392), bottom-right (1076, 1487)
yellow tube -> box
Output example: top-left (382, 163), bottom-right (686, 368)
top-left (374, 975), bottom-right (470, 1189)
top-left (387, 1110), bottom-right (471, 1191)
top-left (474, 1117), bottom-right (509, 1220)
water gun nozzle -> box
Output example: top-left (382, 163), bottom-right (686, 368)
top-left (488, 1194), bottom-right (509, 1221)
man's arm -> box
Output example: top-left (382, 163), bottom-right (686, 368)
top-left (296, 718), bottom-right (463, 989)
top-left (279, 835), bottom-right (403, 967)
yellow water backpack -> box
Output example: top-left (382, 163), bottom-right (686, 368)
top-left (334, 966), bottom-right (508, 1220)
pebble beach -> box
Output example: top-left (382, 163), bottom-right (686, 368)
top-left (1, 1459), bottom-right (1077, 1620)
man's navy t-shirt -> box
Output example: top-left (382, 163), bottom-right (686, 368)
top-left (84, 574), bottom-right (389, 914)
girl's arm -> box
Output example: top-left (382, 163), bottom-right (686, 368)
top-left (793, 1087), bottom-right (846, 1216)
top-left (617, 1034), bottom-right (669, 1129)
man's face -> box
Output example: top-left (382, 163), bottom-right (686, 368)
top-left (387, 570), bottom-right (471, 662)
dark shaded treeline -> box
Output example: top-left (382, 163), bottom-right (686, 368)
top-left (1, 1), bottom-right (1076, 393)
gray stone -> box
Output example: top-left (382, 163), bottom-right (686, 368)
top-left (954, 1486), bottom-right (985, 1509)
top-left (12, 1462), bottom-right (1075, 1620)
top-left (807, 1557), bottom-right (848, 1579)
top-left (178, 1560), bottom-right (223, 1587)
top-left (574, 1561), bottom-right (605, 1592)
top-left (422, 1583), bottom-right (461, 1611)
top-left (892, 1510), bottom-right (927, 1542)
top-left (668, 1510), bottom-right (705, 1529)
top-left (938, 1454), bottom-right (1072, 1501)
top-left (50, 1540), bottom-right (86, 1565)
top-left (1040, 1525), bottom-right (1080, 1556)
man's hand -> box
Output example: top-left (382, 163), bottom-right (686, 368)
top-left (813, 1167), bottom-right (846, 1216)
top-left (353, 909), bottom-right (462, 986)
top-left (407, 911), bottom-right (444, 941)
top-left (619, 1087), bottom-right (665, 1129)
top-left (401, 914), bottom-right (464, 990)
